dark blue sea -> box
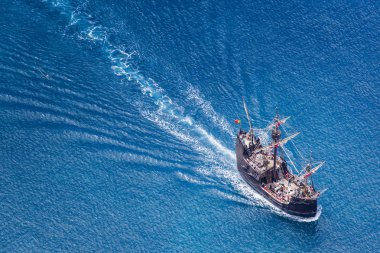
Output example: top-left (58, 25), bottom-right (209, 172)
top-left (1, 0), bottom-right (379, 252)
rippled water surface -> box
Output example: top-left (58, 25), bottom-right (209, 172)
top-left (1, 1), bottom-right (379, 252)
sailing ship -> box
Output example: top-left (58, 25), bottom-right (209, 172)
top-left (235, 98), bottom-right (325, 217)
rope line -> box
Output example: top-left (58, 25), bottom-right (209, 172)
top-left (282, 146), bottom-right (299, 173)
top-left (282, 126), bottom-right (307, 162)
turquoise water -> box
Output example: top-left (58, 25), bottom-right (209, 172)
top-left (1, 1), bottom-right (379, 252)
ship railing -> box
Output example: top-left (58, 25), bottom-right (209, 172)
top-left (263, 185), bottom-right (290, 204)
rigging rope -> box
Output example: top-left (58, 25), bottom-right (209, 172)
top-left (282, 146), bottom-right (299, 173)
top-left (282, 126), bottom-right (307, 163)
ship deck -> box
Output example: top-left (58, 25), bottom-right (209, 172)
top-left (238, 131), bottom-right (318, 201)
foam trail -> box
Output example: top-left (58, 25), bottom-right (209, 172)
top-left (42, 1), bottom-right (233, 163)
top-left (196, 127), bottom-right (235, 160)
top-left (186, 85), bottom-right (235, 138)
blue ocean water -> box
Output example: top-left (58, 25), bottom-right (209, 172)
top-left (1, 0), bottom-right (379, 251)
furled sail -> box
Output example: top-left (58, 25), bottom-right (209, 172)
top-left (256, 132), bottom-right (300, 152)
top-left (303, 162), bottom-right (325, 178)
top-left (267, 116), bottom-right (291, 129)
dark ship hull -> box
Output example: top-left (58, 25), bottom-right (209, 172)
top-left (236, 136), bottom-right (317, 217)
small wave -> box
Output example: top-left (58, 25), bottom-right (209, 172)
top-left (175, 171), bottom-right (215, 186)
top-left (100, 150), bottom-right (186, 169)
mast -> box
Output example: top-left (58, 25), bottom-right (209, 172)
top-left (242, 97), bottom-right (255, 144)
top-left (271, 113), bottom-right (281, 170)
top-left (305, 163), bottom-right (312, 187)
top-left (308, 151), bottom-right (314, 188)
